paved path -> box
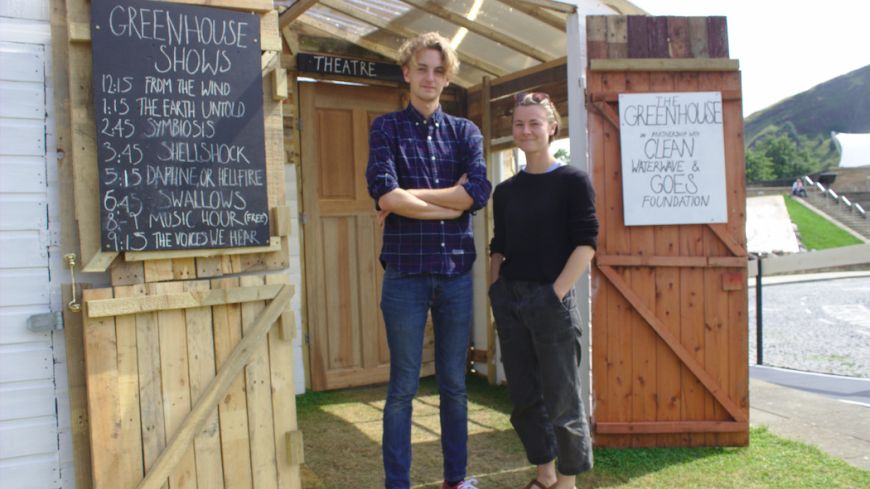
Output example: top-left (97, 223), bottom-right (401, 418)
top-left (748, 275), bottom-right (870, 377)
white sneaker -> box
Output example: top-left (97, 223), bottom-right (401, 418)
top-left (457, 478), bottom-right (479, 489)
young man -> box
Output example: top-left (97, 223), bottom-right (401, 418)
top-left (365, 32), bottom-right (491, 489)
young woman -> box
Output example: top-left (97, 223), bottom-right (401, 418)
top-left (488, 92), bottom-right (599, 489)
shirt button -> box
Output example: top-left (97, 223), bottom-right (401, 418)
top-left (431, 156), bottom-right (436, 160)
top-left (427, 135), bottom-right (432, 140)
top-left (435, 178), bottom-right (439, 183)
top-left (441, 242), bottom-right (445, 247)
top-left (440, 220), bottom-right (444, 224)
top-left (435, 122), bottom-right (440, 127)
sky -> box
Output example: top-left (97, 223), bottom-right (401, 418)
top-left (626, 0), bottom-right (870, 116)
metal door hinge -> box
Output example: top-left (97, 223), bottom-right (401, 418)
top-left (27, 311), bottom-right (64, 332)
top-left (300, 212), bottom-right (309, 225)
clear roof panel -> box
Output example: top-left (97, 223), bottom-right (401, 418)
top-left (289, 0), bottom-right (573, 86)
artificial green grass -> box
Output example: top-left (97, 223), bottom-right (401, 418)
top-left (783, 195), bottom-right (863, 250)
top-left (296, 376), bottom-right (870, 488)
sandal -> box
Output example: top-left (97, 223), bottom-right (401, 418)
top-left (522, 480), bottom-right (551, 489)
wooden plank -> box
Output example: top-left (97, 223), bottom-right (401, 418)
top-left (87, 284), bottom-right (285, 318)
top-left (183, 281), bottom-right (225, 489)
top-left (667, 17), bottom-right (690, 58)
top-left (647, 17), bottom-right (669, 57)
top-left (606, 16), bottom-right (628, 58)
top-left (626, 16), bottom-right (648, 58)
top-left (590, 58), bottom-right (739, 71)
top-left (211, 278), bottom-right (254, 489)
top-left (597, 255), bottom-right (706, 268)
top-left (706, 17), bottom-right (728, 58)
top-left (687, 17), bottom-right (709, 58)
top-left (602, 71), bottom-right (630, 447)
top-left (82, 287), bottom-right (120, 489)
top-left (260, 10), bottom-right (282, 52)
top-left (596, 421), bottom-right (747, 434)
top-left (171, 258), bottom-right (196, 281)
top-left (285, 431), bottom-right (305, 466)
top-left (648, 71), bottom-right (682, 448)
top-left (134, 295), bottom-right (168, 489)
top-left (279, 0), bottom-right (318, 29)
top-left (136, 284), bottom-right (293, 489)
top-left (273, 68), bottom-right (288, 100)
top-left (587, 72), bottom-right (609, 443)
top-left (125, 237), bottom-right (282, 261)
top-left (625, 71), bottom-right (657, 447)
top-left (599, 265), bottom-right (746, 423)
top-left (111, 260), bottom-right (145, 286)
top-left (143, 259), bottom-right (174, 284)
top-left (114, 285), bottom-right (145, 489)
top-left (153, 282), bottom-right (198, 489)
top-left (265, 275), bottom-right (301, 488)
top-left (587, 15), bottom-right (608, 59)
top-left (240, 275), bottom-right (280, 489)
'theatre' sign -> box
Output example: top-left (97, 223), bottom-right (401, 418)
top-left (618, 91), bottom-right (728, 226)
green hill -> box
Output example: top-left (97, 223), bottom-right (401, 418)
top-left (744, 64), bottom-right (870, 181)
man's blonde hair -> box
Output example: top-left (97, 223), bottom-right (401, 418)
top-left (397, 32), bottom-right (460, 78)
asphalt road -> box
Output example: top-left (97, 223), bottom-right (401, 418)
top-left (748, 276), bottom-right (870, 378)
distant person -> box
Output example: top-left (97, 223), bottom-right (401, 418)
top-left (365, 32), bottom-right (491, 489)
top-left (792, 178), bottom-right (807, 197)
top-left (489, 92), bottom-right (598, 489)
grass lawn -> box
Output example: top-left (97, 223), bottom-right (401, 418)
top-left (296, 376), bottom-right (869, 489)
top-left (783, 196), bottom-right (864, 250)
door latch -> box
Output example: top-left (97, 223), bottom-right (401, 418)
top-left (64, 253), bottom-right (81, 313)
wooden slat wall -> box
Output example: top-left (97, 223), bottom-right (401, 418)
top-left (54, 0), bottom-right (301, 486)
top-left (587, 15), bottom-right (748, 448)
top-left (81, 277), bottom-right (300, 489)
top-left (587, 15), bottom-right (729, 61)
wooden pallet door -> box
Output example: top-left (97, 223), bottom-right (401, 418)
top-left (81, 278), bottom-right (299, 489)
top-left (300, 82), bottom-right (436, 391)
top-left (587, 16), bottom-right (749, 448)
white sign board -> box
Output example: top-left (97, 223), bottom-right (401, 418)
top-left (619, 91), bottom-right (728, 226)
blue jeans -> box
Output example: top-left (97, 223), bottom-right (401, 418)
top-left (381, 268), bottom-right (472, 489)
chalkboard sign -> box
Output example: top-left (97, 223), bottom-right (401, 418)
top-left (619, 91), bottom-right (728, 226)
top-left (297, 53), bottom-right (404, 83)
top-left (90, 0), bottom-right (270, 251)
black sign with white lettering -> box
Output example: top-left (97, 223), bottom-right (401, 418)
top-left (297, 53), bottom-right (404, 82)
top-left (90, 0), bottom-right (270, 252)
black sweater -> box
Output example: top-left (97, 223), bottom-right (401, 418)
top-left (490, 165), bottom-right (599, 283)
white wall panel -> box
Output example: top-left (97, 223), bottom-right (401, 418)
top-left (0, 119), bottom-right (44, 156)
top-left (0, 196), bottom-right (46, 231)
top-left (0, 269), bottom-right (49, 307)
top-left (0, 345), bottom-right (53, 383)
top-left (0, 157), bottom-right (46, 193)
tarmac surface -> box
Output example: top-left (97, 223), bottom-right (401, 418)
top-left (748, 272), bottom-right (870, 471)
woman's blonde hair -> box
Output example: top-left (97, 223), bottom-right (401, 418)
top-left (514, 92), bottom-right (561, 143)
top-left (397, 32), bottom-right (460, 78)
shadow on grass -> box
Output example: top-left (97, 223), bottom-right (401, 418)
top-left (297, 375), bottom-right (740, 489)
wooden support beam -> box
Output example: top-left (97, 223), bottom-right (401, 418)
top-left (598, 265), bottom-right (747, 423)
top-left (596, 255), bottom-right (746, 268)
top-left (279, 0), bottom-right (319, 29)
top-left (124, 237), bottom-right (282, 262)
top-left (515, 0), bottom-right (576, 13)
top-left (285, 431), bottom-right (305, 465)
top-left (400, 0), bottom-right (554, 62)
top-left (481, 75), bottom-right (497, 385)
top-left (318, 0), bottom-right (506, 77)
top-left (496, 0), bottom-right (566, 31)
top-left (135, 285), bottom-right (293, 489)
top-left (590, 58), bottom-right (739, 72)
top-left (87, 284), bottom-right (291, 318)
top-left (707, 223), bottom-right (747, 257)
top-left (596, 421), bottom-right (748, 434)
top-left (272, 68), bottom-right (288, 100)
top-left (83, 251), bottom-right (119, 272)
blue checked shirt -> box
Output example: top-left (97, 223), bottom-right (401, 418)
top-left (366, 104), bottom-right (491, 275)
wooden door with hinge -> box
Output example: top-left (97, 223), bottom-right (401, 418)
top-left (586, 15), bottom-right (749, 448)
top-left (300, 82), bottom-right (436, 391)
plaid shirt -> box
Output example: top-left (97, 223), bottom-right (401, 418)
top-left (366, 104), bottom-right (491, 275)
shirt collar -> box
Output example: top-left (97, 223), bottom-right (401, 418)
top-left (404, 103), bottom-right (444, 125)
